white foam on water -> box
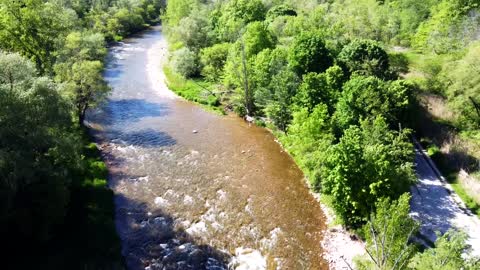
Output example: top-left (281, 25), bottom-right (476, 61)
top-left (186, 221), bottom-right (207, 236)
top-left (154, 196), bottom-right (170, 207)
top-left (183, 195), bottom-right (194, 205)
top-left (229, 247), bottom-right (266, 270)
top-left (217, 190), bottom-right (227, 201)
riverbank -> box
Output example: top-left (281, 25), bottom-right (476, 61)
top-left (162, 51), bottom-right (365, 270)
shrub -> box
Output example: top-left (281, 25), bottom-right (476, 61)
top-left (171, 47), bottom-right (200, 78)
top-left (200, 43), bottom-right (231, 81)
top-left (289, 31), bottom-right (333, 75)
top-left (338, 39), bottom-right (389, 78)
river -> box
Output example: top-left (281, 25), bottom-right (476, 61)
top-left (87, 26), bottom-right (328, 270)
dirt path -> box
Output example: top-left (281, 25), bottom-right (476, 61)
top-left (410, 144), bottom-right (480, 257)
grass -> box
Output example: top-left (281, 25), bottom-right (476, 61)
top-left (163, 66), bottom-right (225, 115)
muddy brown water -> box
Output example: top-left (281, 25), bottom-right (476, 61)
top-left (87, 26), bottom-right (328, 270)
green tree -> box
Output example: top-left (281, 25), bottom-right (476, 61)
top-left (173, 7), bottom-right (214, 51)
top-left (164, 0), bottom-right (197, 25)
top-left (265, 4), bottom-right (297, 23)
top-left (334, 76), bottom-right (413, 131)
top-left (441, 41), bottom-right (480, 129)
top-left (321, 117), bottom-right (415, 226)
top-left (242, 21), bottom-right (275, 57)
top-left (338, 39), bottom-right (390, 78)
top-left (289, 31), bottom-right (333, 75)
top-left (263, 68), bottom-right (299, 130)
top-left (0, 52), bottom-right (80, 243)
top-left (216, 0), bottom-right (266, 41)
top-left (200, 43), bottom-right (231, 82)
top-left (65, 60), bottom-right (110, 124)
top-left (294, 66), bottom-right (344, 114)
top-left (54, 31), bottom-right (107, 81)
top-left (356, 194), bottom-right (419, 270)
top-left (0, 0), bottom-right (78, 73)
top-left (409, 230), bottom-right (480, 270)
top-left (282, 104), bottom-right (333, 186)
top-left (171, 47), bottom-right (200, 78)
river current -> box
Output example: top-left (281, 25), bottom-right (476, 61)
top-left (87, 26), bottom-right (328, 270)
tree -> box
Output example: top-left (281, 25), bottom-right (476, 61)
top-left (265, 4), bottom-right (297, 23)
top-left (54, 31), bottom-right (107, 81)
top-left (0, 0), bottom-right (78, 73)
top-left (289, 31), bottom-right (333, 75)
top-left (333, 76), bottom-right (413, 132)
top-left (174, 8), bottom-right (214, 51)
top-left (164, 0), bottom-right (197, 26)
top-left (355, 194), bottom-right (419, 270)
top-left (321, 117), bottom-right (415, 226)
top-left (242, 21), bottom-right (275, 57)
top-left (409, 229), bottom-right (480, 270)
top-left (171, 47), bottom-right (200, 78)
top-left (66, 60), bottom-right (110, 124)
top-left (282, 104), bottom-right (334, 187)
top-left (338, 39), bottom-right (390, 78)
top-left (216, 0), bottom-right (266, 41)
top-left (294, 67), bottom-right (342, 114)
top-left (263, 68), bottom-right (299, 130)
top-left (200, 43), bottom-right (231, 81)
top-left (441, 41), bottom-right (480, 129)
top-left (0, 52), bottom-right (80, 243)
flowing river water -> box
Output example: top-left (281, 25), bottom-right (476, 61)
top-left (87, 26), bottom-right (329, 270)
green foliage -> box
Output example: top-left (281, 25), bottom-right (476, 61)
top-left (321, 117), bottom-right (415, 226)
top-left (338, 39), bottom-right (390, 78)
top-left (171, 47), bottom-right (200, 78)
top-left (200, 43), bottom-right (231, 82)
top-left (164, 0), bottom-right (197, 25)
top-left (263, 68), bottom-right (299, 130)
top-left (441, 41), bottom-right (480, 129)
top-left (409, 230), bottom-right (480, 269)
top-left (0, 52), bottom-right (81, 243)
top-left (242, 21), bottom-right (275, 57)
top-left (0, 0), bottom-right (78, 73)
top-left (265, 4), bottom-right (297, 23)
top-left (334, 76), bottom-right (413, 131)
top-left (0, 0), bottom-right (164, 267)
top-left (172, 7), bottom-right (214, 51)
top-left (294, 65), bottom-right (344, 114)
top-left (64, 60), bottom-right (110, 123)
top-left (164, 66), bottom-right (222, 112)
top-left (216, 0), bottom-right (266, 41)
top-left (282, 104), bottom-right (333, 185)
top-left (412, 0), bottom-right (480, 53)
top-left (356, 194), bottom-right (419, 270)
top-left (289, 31), bottom-right (333, 75)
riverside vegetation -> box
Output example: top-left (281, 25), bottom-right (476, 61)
top-left (0, 0), bottom-right (165, 269)
top-left (164, 0), bottom-right (480, 268)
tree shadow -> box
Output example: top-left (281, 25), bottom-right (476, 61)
top-left (104, 129), bottom-right (177, 148)
top-left (114, 193), bottom-right (231, 270)
top-left (414, 104), bottom-right (479, 173)
top-left (410, 149), bottom-right (466, 243)
top-left (89, 99), bottom-right (171, 127)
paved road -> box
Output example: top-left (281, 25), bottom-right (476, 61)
top-left (410, 146), bottom-right (480, 256)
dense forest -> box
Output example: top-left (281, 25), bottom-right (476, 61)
top-left (0, 0), bottom-right (164, 268)
top-left (164, 0), bottom-right (480, 268)
top-left (1, 0), bottom-right (480, 269)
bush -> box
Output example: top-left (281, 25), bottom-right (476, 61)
top-left (171, 47), bottom-right (200, 78)
top-left (200, 43), bottom-right (231, 81)
top-left (321, 117), bottom-right (415, 227)
top-left (338, 39), bottom-right (390, 78)
top-left (289, 31), bottom-right (333, 75)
